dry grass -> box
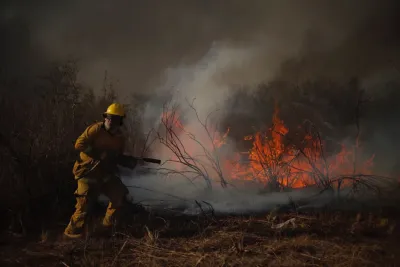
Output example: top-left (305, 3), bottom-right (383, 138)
top-left (1, 210), bottom-right (399, 267)
top-left (1, 61), bottom-right (400, 267)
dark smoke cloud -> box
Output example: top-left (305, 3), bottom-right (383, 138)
top-left (277, 1), bottom-right (400, 83)
top-left (1, 0), bottom-right (398, 95)
top-left (1, 0), bottom-right (399, 212)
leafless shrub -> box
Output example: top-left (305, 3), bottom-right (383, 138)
top-left (287, 121), bottom-right (392, 197)
top-left (156, 99), bottom-right (228, 190)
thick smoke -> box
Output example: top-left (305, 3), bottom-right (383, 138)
top-left (2, 1), bottom-right (399, 213)
top-left (120, 173), bottom-right (327, 215)
top-left (2, 1), bottom-right (398, 93)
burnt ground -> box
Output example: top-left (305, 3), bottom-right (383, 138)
top-left (1, 203), bottom-right (400, 267)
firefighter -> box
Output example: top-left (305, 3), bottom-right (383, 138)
top-left (64, 103), bottom-right (141, 238)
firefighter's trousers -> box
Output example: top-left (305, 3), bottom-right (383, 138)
top-left (64, 176), bottom-right (129, 235)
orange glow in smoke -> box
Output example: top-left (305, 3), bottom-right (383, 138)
top-left (161, 106), bottom-right (374, 190)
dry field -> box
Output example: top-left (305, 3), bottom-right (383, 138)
top-left (1, 205), bottom-right (400, 267)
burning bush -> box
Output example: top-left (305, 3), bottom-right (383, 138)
top-left (154, 97), bottom-right (392, 197)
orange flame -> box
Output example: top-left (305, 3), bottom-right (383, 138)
top-left (160, 106), bottom-right (375, 190)
top-left (228, 107), bottom-right (375, 189)
top-left (214, 127), bottom-right (230, 148)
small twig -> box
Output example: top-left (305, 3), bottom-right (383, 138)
top-left (111, 239), bottom-right (128, 266)
top-left (201, 200), bottom-right (216, 220)
top-left (195, 255), bottom-right (207, 266)
top-left (141, 128), bottom-right (155, 156)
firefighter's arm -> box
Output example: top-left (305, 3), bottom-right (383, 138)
top-left (75, 124), bottom-right (103, 159)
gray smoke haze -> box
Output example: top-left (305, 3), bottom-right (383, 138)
top-left (2, 0), bottom-right (399, 213)
top-left (119, 173), bottom-right (326, 215)
top-left (2, 0), bottom-right (398, 94)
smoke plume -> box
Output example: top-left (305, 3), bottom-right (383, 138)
top-left (2, 1), bottom-right (398, 93)
top-left (2, 0), bottom-right (399, 213)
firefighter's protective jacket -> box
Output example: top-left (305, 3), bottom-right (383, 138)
top-left (72, 122), bottom-right (132, 180)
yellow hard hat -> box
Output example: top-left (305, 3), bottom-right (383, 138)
top-left (104, 103), bottom-right (125, 117)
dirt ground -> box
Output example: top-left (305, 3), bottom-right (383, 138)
top-left (1, 209), bottom-right (400, 267)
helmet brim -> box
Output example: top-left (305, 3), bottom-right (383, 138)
top-left (103, 112), bottom-right (125, 118)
